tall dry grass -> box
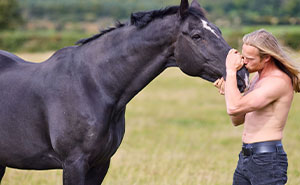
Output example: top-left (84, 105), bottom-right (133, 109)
top-left (1, 52), bottom-right (300, 185)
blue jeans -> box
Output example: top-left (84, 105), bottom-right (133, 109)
top-left (233, 141), bottom-right (288, 185)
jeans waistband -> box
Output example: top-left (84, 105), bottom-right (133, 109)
top-left (243, 140), bottom-right (282, 148)
top-left (241, 140), bottom-right (284, 156)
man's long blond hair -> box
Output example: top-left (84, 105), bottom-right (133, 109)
top-left (243, 29), bottom-right (300, 93)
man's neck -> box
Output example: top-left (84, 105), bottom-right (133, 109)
top-left (257, 60), bottom-right (278, 79)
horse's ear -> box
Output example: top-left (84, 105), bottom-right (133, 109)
top-left (179, 0), bottom-right (189, 18)
top-left (191, 0), bottom-right (202, 10)
top-left (191, 0), bottom-right (207, 18)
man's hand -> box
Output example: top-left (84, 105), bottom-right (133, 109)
top-left (226, 49), bottom-right (244, 73)
top-left (214, 77), bottom-right (225, 95)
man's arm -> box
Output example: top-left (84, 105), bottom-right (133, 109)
top-left (224, 49), bottom-right (247, 116)
top-left (225, 69), bottom-right (243, 115)
top-left (213, 73), bottom-right (245, 126)
top-left (224, 68), bottom-right (246, 126)
top-left (225, 50), bottom-right (288, 116)
top-left (230, 114), bottom-right (245, 126)
top-left (226, 77), bottom-right (286, 115)
top-left (226, 74), bottom-right (258, 127)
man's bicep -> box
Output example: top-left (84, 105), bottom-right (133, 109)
top-left (241, 82), bottom-right (282, 112)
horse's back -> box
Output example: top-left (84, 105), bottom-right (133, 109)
top-left (0, 50), bottom-right (31, 71)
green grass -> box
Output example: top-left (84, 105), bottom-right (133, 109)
top-left (2, 53), bottom-right (300, 185)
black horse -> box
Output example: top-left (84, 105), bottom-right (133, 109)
top-left (0, 0), bottom-right (248, 184)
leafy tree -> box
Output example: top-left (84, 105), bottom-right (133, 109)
top-left (17, 0), bottom-right (300, 25)
top-left (0, 0), bottom-right (23, 30)
top-left (283, 0), bottom-right (300, 17)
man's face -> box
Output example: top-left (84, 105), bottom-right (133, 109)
top-left (242, 44), bottom-right (264, 73)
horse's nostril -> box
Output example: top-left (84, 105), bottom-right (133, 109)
top-left (182, 31), bottom-right (188, 35)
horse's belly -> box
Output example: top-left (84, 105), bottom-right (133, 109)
top-left (0, 150), bottom-right (62, 170)
top-left (0, 119), bottom-right (61, 169)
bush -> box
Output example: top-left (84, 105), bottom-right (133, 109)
top-left (222, 26), bottom-right (300, 51)
top-left (0, 26), bottom-right (299, 53)
top-left (0, 0), bottom-right (23, 30)
top-left (280, 32), bottom-right (300, 50)
top-left (0, 31), bottom-right (89, 52)
top-left (223, 31), bottom-right (245, 49)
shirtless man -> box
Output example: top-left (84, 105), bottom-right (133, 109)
top-left (214, 29), bottom-right (300, 184)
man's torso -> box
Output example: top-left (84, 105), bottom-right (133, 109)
top-left (243, 71), bottom-right (294, 143)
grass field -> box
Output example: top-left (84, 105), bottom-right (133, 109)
top-left (1, 52), bottom-right (300, 185)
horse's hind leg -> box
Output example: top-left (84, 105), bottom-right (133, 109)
top-left (0, 165), bottom-right (6, 183)
top-left (84, 160), bottom-right (110, 185)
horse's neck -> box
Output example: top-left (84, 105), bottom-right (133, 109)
top-left (80, 15), bottom-right (180, 111)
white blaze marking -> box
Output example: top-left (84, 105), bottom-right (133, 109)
top-left (201, 20), bottom-right (220, 38)
top-left (244, 74), bottom-right (250, 90)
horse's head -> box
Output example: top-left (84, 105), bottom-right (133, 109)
top-left (174, 0), bottom-right (249, 92)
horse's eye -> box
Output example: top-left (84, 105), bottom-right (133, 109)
top-left (192, 34), bottom-right (201, 40)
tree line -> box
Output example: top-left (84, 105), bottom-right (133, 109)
top-left (1, 0), bottom-right (300, 31)
top-left (0, 0), bottom-right (299, 52)
top-left (0, 0), bottom-right (23, 30)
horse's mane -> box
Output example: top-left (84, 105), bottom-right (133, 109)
top-left (76, 6), bottom-right (206, 45)
top-left (75, 21), bottom-right (126, 45)
top-left (130, 6), bottom-right (179, 28)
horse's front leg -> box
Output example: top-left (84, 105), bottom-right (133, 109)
top-left (0, 165), bottom-right (6, 183)
top-left (63, 156), bottom-right (89, 185)
top-left (84, 160), bottom-right (110, 185)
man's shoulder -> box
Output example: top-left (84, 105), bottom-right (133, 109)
top-left (258, 72), bottom-right (293, 96)
top-left (260, 68), bottom-right (290, 83)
